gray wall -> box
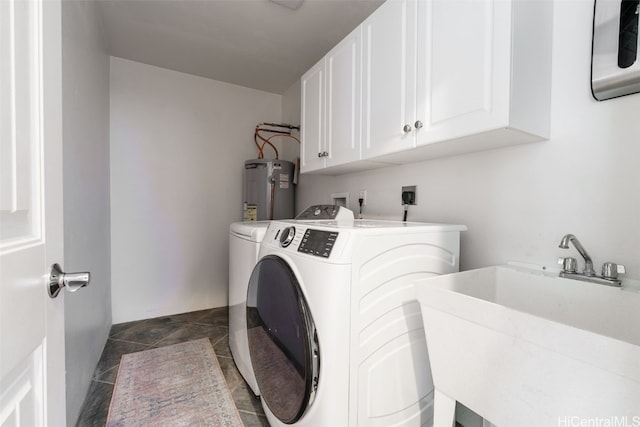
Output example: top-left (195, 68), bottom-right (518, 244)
top-left (61, 1), bottom-right (112, 424)
top-left (285, 0), bottom-right (640, 279)
top-left (109, 58), bottom-right (282, 323)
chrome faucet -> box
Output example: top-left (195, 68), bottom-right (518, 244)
top-left (558, 234), bottom-right (596, 276)
top-left (557, 233), bottom-right (625, 287)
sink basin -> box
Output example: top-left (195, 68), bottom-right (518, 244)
top-left (414, 265), bottom-right (640, 426)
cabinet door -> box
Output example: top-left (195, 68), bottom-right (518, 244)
top-left (361, 0), bottom-right (417, 159)
top-left (325, 27), bottom-right (362, 168)
top-left (300, 59), bottom-right (326, 173)
top-left (415, 0), bottom-right (511, 145)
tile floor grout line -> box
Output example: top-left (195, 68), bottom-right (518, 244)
top-left (237, 409), bottom-right (267, 416)
top-left (211, 334), bottom-right (228, 347)
top-left (149, 329), bottom-right (185, 347)
top-left (193, 322), bottom-right (229, 328)
top-left (91, 379), bottom-right (116, 386)
top-left (93, 364), bottom-right (120, 381)
top-left (107, 337), bottom-right (156, 347)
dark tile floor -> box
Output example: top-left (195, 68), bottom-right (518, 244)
top-left (75, 307), bottom-right (269, 426)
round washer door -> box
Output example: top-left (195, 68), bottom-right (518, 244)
top-left (246, 255), bottom-right (319, 424)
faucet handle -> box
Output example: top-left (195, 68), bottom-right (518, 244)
top-left (558, 257), bottom-right (577, 273)
top-left (602, 262), bottom-right (626, 280)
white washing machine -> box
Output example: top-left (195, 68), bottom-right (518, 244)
top-left (228, 221), bottom-right (270, 395)
top-left (246, 218), bottom-right (466, 426)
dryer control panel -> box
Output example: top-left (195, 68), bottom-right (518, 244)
top-left (298, 229), bottom-right (339, 258)
top-left (265, 222), bottom-right (348, 262)
top-left (295, 204), bottom-right (354, 221)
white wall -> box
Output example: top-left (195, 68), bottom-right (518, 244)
top-left (110, 58), bottom-right (282, 323)
top-left (61, 1), bottom-right (111, 425)
top-left (278, 81), bottom-right (303, 165)
top-left (287, 0), bottom-right (640, 278)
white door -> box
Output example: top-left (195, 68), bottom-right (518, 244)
top-left (325, 26), bottom-right (361, 168)
top-left (300, 58), bottom-right (326, 173)
top-left (415, 0), bottom-right (511, 145)
top-left (361, 0), bottom-right (417, 159)
top-left (0, 0), bottom-right (66, 426)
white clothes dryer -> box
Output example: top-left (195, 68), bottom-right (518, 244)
top-left (229, 206), bottom-right (353, 396)
top-left (246, 219), bottom-right (466, 426)
top-left (228, 221), bottom-right (270, 395)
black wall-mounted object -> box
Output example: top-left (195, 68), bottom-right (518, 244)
top-left (618, 0), bottom-right (639, 68)
top-left (592, 0), bottom-right (640, 100)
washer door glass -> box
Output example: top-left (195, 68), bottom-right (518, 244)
top-left (247, 255), bottom-right (319, 424)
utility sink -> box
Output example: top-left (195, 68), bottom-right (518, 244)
top-left (414, 265), bottom-right (640, 426)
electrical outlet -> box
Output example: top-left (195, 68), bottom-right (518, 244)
top-left (401, 185), bottom-right (417, 205)
top-left (359, 190), bottom-right (367, 206)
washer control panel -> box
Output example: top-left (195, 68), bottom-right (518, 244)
top-left (298, 229), bottom-right (339, 258)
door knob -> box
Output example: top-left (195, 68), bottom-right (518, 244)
top-left (48, 263), bottom-right (91, 298)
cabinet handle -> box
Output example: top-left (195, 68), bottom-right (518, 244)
top-left (414, 120), bottom-right (423, 129)
top-left (317, 151), bottom-right (329, 158)
top-left (403, 124), bottom-right (412, 133)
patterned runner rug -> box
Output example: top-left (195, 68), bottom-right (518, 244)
top-left (106, 338), bottom-right (243, 427)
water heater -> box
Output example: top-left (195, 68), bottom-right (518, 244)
top-left (243, 159), bottom-right (295, 221)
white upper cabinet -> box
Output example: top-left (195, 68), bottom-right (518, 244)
top-left (417, 0), bottom-right (510, 142)
top-left (300, 27), bottom-right (362, 173)
top-left (410, 0), bottom-right (553, 158)
top-left (361, 0), bottom-right (417, 159)
top-left (300, 0), bottom-right (552, 174)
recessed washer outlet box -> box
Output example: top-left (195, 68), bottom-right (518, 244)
top-left (331, 192), bottom-right (349, 208)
